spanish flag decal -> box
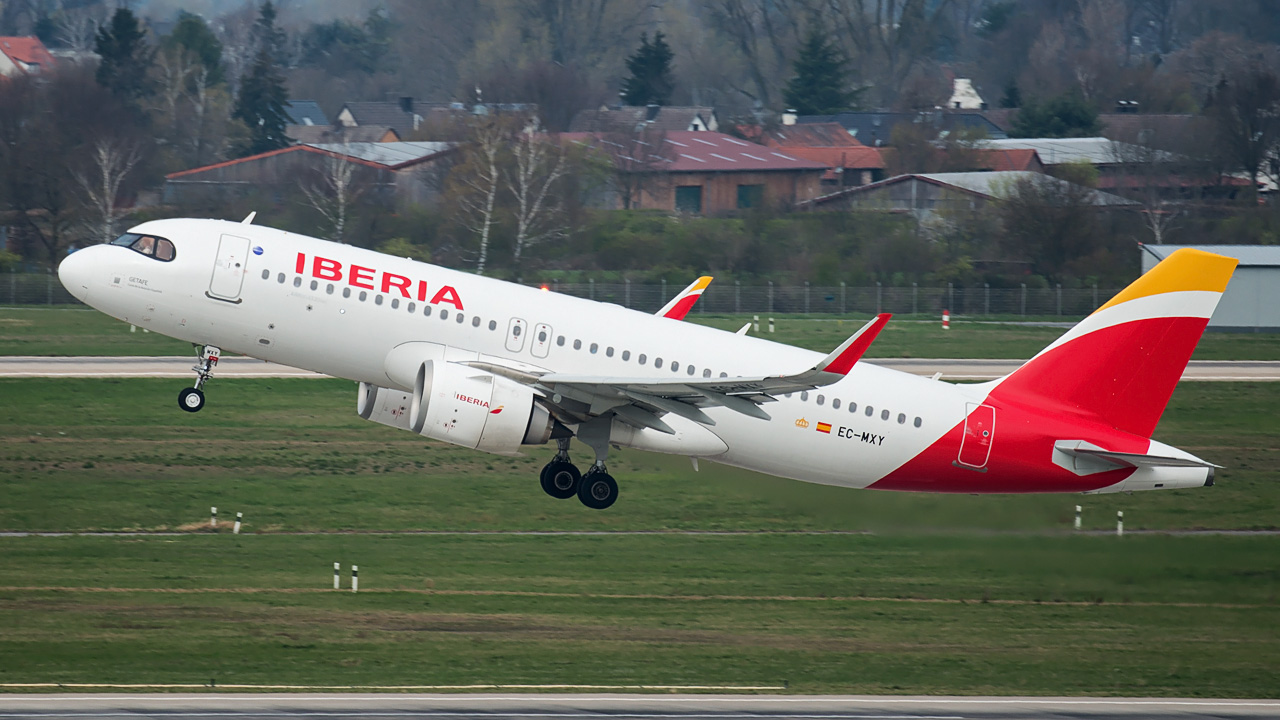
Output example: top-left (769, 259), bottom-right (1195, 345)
top-left (816, 422), bottom-right (832, 434)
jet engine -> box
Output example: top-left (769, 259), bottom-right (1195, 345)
top-left (409, 360), bottom-right (554, 456)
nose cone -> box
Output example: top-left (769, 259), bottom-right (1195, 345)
top-left (58, 248), bottom-right (94, 302)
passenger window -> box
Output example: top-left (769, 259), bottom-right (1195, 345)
top-left (293, 277), bottom-right (302, 287)
top-left (456, 313), bottom-right (464, 324)
top-left (556, 335), bottom-right (565, 346)
top-left (278, 273), bottom-right (285, 284)
top-left (261, 270), bottom-right (269, 280)
top-left (573, 339), bottom-right (582, 350)
top-left (801, 391), bottom-right (809, 401)
top-left (606, 347), bottom-right (614, 357)
top-left (703, 369), bottom-right (711, 378)
top-left (784, 393), bottom-right (792, 398)
top-left (639, 354), bottom-right (647, 365)
top-left (540, 330), bottom-right (549, 342)
top-left (590, 343), bottom-right (598, 354)
top-left (392, 298), bottom-right (400, 309)
top-left (440, 309), bottom-right (449, 320)
top-left (472, 316), bottom-right (481, 327)
top-left (671, 361), bottom-right (679, 372)
top-left (359, 291), bottom-right (367, 302)
top-left (310, 280), bottom-right (318, 291)
top-left (849, 402), bottom-right (857, 413)
top-left (865, 405), bottom-right (873, 416)
top-left (816, 394), bottom-right (825, 406)
top-left (375, 295), bottom-right (383, 305)
top-left (407, 302), bottom-right (415, 312)
top-left (342, 287), bottom-right (350, 298)
top-left (423, 305), bottom-right (432, 317)
top-left (719, 372), bottom-right (728, 378)
top-left (881, 409), bottom-right (889, 420)
top-left (622, 350), bottom-right (631, 361)
top-left (326, 284), bottom-right (334, 295)
top-left (833, 398), bottom-right (841, 410)
top-left (655, 358), bottom-right (663, 369)
top-left (490, 320), bottom-right (498, 330)
top-left (898, 413), bottom-right (906, 424)
top-left (914, 417), bottom-right (922, 428)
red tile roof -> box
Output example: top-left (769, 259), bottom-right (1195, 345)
top-left (563, 131), bottom-right (829, 173)
top-left (0, 37), bottom-right (55, 73)
top-left (977, 148), bottom-right (1042, 172)
top-left (771, 146), bottom-right (885, 171)
top-left (753, 122), bottom-right (865, 148)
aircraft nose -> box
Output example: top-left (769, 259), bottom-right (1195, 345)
top-left (58, 248), bottom-right (93, 302)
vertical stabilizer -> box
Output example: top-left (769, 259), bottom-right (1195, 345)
top-left (991, 249), bottom-right (1237, 437)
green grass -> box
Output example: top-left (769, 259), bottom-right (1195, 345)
top-left (5, 307), bottom-right (1280, 359)
top-left (0, 533), bottom-right (1277, 695)
top-left (0, 377), bottom-right (1276, 695)
top-left (0, 378), bottom-right (1277, 532)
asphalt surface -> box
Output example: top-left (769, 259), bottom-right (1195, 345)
top-left (4, 357), bottom-right (1280, 381)
top-left (0, 693), bottom-right (1277, 720)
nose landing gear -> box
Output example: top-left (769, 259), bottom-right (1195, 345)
top-left (178, 345), bottom-right (220, 413)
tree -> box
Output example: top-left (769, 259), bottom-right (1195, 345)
top-left (165, 11), bottom-right (225, 87)
top-left (233, 4), bottom-right (290, 158)
top-left (94, 8), bottom-right (154, 103)
top-left (783, 30), bottom-right (858, 115)
top-left (300, 144), bottom-right (368, 244)
top-left (506, 131), bottom-right (568, 263)
top-left (621, 32), bottom-right (676, 106)
top-left (597, 125), bottom-right (670, 210)
top-left (1010, 92), bottom-right (1102, 138)
top-left (450, 120), bottom-right (509, 274)
top-left (1206, 60), bottom-right (1280, 195)
top-left (997, 163), bottom-right (1103, 282)
top-left (73, 140), bottom-right (143, 245)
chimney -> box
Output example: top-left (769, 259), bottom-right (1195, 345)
top-left (781, 109), bottom-right (797, 126)
top-left (399, 96), bottom-right (414, 114)
top-left (646, 103), bottom-right (660, 121)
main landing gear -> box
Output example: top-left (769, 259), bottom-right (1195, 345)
top-left (178, 344), bottom-right (220, 413)
top-left (539, 435), bottom-right (620, 510)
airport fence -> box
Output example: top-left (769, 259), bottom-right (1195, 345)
top-left (2, 270), bottom-right (1118, 318)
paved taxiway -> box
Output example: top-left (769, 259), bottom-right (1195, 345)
top-left (2, 693), bottom-right (1277, 720)
top-left (4, 356), bottom-right (1280, 381)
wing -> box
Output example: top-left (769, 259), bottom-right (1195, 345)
top-left (464, 314), bottom-right (892, 434)
top-left (655, 276), bottom-right (713, 320)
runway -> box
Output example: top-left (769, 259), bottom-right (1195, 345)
top-left (3, 356), bottom-right (1280, 381)
top-left (1, 693), bottom-right (1277, 720)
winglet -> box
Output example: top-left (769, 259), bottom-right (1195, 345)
top-left (657, 276), bottom-right (713, 320)
top-left (814, 313), bottom-right (891, 375)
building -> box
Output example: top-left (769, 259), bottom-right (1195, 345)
top-left (1140, 245), bottom-right (1280, 331)
top-left (809, 171), bottom-right (1137, 216)
top-left (797, 111), bottom-right (1008, 147)
top-left (0, 36), bottom-right (55, 76)
top-left (947, 79), bottom-right (986, 110)
top-left (569, 105), bottom-right (719, 133)
top-left (747, 122), bottom-right (885, 188)
top-left (563, 130), bottom-right (827, 215)
top-left (285, 100), bottom-right (329, 128)
top-left (164, 141), bottom-right (457, 209)
top-left (287, 124), bottom-right (400, 145)
top-left (336, 98), bottom-right (425, 137)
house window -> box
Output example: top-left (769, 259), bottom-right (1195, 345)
top-left (675, 185), bottom-right (703, 214)
top-left (736, 184), bottom-right (764, 209)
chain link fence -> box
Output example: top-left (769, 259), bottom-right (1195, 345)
top-left (1, 270), bottom-right (1116, 318)
top-left (538, 280), bottom-right (1115, 318)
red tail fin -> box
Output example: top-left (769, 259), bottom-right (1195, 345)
top-left (990, 249), bottom-right (1237, 437)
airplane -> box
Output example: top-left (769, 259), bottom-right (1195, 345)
top-left (57, 217), bottom-right (1237, 509)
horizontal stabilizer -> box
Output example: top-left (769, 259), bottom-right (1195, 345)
top-left (1053, 440), bottom-right (1220, 477)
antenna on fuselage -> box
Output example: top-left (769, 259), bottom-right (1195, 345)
top-left (241, 211), bottom-right (257, 225)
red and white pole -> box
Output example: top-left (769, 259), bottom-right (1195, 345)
top-left (942, 309), bottom-right (950, 330)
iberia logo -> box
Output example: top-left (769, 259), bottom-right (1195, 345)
top-left (489, 405), bottom-right (504, 415)
top-left (816, 422), bottom-right (832, 434)
top-left (795, 418), bottom-right (809, 428)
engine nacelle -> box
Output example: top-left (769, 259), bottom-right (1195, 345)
top-left (357, 382), bottom-right (414, 431)
top-left (409, 360), bottom-right (553, 456)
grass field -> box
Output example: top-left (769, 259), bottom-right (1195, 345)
top-left (5, 306), bottom-right (1280, 359)
top-left (0, 377), bottom-right (1277, 694)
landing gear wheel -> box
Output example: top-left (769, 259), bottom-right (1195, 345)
top-left (577, 468), bottom-right (618, 510)
top-left (540, 460), bottom-right (581, 499)
top-left (178, 387), bottom-right (205, 413)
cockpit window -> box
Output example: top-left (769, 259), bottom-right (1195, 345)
top-left (111, 233), bottom-right (175, 262)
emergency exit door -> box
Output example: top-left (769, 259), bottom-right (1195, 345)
top-left (956, 403), bottom-right (995, 469)
top-left (208, 234), bottom-right (251, 302)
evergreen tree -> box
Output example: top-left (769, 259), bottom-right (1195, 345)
top-left (165, 11), bottom-right (225, 86)
top-left (1010, 92), bottom-right (1101, 138)
top-left (233, 4), bottom-right (290, 157)
top-left (94, 8), bottom-right (155, 103)
top-left (620, 32), bottom-right (675, 106)
top-left (783, 30), bottom-right (857, 115)
top-left (251, 0), bottom-right (290, 68)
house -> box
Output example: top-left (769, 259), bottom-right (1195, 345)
top-left (287, 124), bottom-right (400, 145)
top-left (164, 141), bottom-right (457, 209)
top-left (947, 79), bottom-right (987, 110)
top-left (809, 171), bottom-right (1137, 216)
top-left (1140, 244), bottom-right (1280, 331)
top-left (798, 111), bottom-right (1008, 147)
top-left (285, 100), bottom-right (329, 128)
top-left (569, 105), bottom-right (719, 133)
top-left (0, 37), bottom-right (55, 76)
top-left (336, 98), bottom-right (425, 137)
top-left (562, 130), bottom-right (827, 215)
top-left (338, 99), bottom-right (539, 138)
top-left (748, 122), bottom-right (885, 188)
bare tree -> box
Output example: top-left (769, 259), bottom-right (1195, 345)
top-left (594, 125), bottom-right (670, 210)
top-left (506, 131), bottom-right (567, 263)
top-left (153, 47), bottom-right (196, 131)
top-left (73, 140), bottom-right (143, 245)
top-left (300, 144), bottom-right (365, 244)
top-left (55, 7), bottom-right (102, 54)
top-left (1206, 59), bottom-right (1280, 195)
top-left (452, 121), bottom-right (508, 273)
